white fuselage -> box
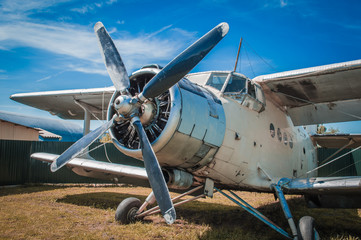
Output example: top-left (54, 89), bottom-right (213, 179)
top-left (193, 84), bottom-right (318, 192)
top-left (110, 69), bottom-right (318, 193)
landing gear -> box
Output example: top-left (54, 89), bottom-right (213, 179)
top-left (115, 185), bottom-right (205, 224)
top-left (215, 183), bottom-right (320, 239)
top-left (115, 197), bottom-right (142, 224)
top-left (297, 216), bottom-right (319, 240)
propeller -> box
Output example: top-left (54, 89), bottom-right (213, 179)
top-left (94, 22), bottom-right (130, 93)
top-left (50, 21), bottom-right (229, 224)
top-left (132, 117), bottom-right (175, 223)
top-left (138, 22), bottom-right (229, 101)
top-left (50, 115), bottom-right (116, 172)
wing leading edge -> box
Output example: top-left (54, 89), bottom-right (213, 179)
top-left (31, 152), bottom-right (149, 186)
top-left (10, 87), bottom-right (115, 120)
top-left (280, 176), bottom-right (361, 195)
top-left (279, 176), bottom-right (361, 208)
top-left (254, 59), bottom-right (361, 126)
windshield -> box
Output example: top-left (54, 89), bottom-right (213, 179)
top-left (224, 75), bottom-right (247, 93)
top-left (206, 74), bottom-right (228, 90)
top-left (206, 73), bottom-right (247, 93)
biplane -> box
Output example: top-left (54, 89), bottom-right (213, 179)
top-left (11, 22), bottom-right (361, 239)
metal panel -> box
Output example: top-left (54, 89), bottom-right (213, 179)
top-left (177, 86), bottom-right (225, 146)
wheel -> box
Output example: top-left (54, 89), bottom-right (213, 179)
top-left (115, 197), bottom-right (142, 224)
top-left (297, 216), bottom-right (320, 240)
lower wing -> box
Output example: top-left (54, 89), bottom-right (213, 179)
top-left (31, 152), bottom-right (149, 187)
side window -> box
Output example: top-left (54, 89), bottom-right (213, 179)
top-left (254, 83), bottom-right (265, 105)
top-left (247, 81), bottom-right (256, 98)
top-left (270, 123), bottom-right (275, 138)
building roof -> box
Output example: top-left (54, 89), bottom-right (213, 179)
top-left (34, 128), bottom-right (62, 140)
top-left (0, 111), bottom-right (83, 141)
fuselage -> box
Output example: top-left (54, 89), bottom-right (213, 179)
top-left (196, 82), bottom-right (317, 192)
top-left (109, 67), bottom-right (318, 193)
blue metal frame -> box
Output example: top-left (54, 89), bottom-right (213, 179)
top-left (214, 187), bottom-right (292, 239)
top-left (272, 183), bottom-right (298, 238)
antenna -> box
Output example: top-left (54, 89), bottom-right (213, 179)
top-left (233, 37), bottom-right (243, 72)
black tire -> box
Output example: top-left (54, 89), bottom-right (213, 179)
top-left (297, 216), bottom-right (319, 240)
top-left (115, 197), bottom-right (142, 224)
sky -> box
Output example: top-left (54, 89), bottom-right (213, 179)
top-left (0, 0), bottom-right (361, 133)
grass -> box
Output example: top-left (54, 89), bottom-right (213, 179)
top-left (0, 184), bottom-right (360, 239)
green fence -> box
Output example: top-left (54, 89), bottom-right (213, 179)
top-left (0, 140), bottom-right (143, 185)
top-left (317, 148), bottom-right (361, 177)
top-left (1, 140), bottom-right (360, 185)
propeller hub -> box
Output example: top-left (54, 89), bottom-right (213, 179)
top-left (139, 101), bottom-right (156, 126)
top-left (114, 95), bottom-right (139, 117)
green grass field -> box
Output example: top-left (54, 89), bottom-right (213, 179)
top-left (0, 185), bottom-right (360, 239)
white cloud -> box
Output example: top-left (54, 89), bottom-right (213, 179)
top-left (0, 0), bottom-right (71, 21)
top-left (0, 21), bottom-right (101, 62)
top-left (0, 19), bottom-right (196, 73)
top-left (1, 0), bottom-right (69, 13)
top-left (0, 0), bottom-right (196, 76)
top-left (71, 0), bottom-right (119, 14)
top-left (67, 64), bottom-right (108, 76)
top-left (280, 0), bottom-right (288, 7)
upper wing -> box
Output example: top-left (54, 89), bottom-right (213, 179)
top-left (10, 87), bottom-right (115, 120)
top-left (31, 152), bottom-right (149, 186)
top-left (254, 59), bottom-right (361, 126)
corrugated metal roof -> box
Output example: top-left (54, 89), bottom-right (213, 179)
top-left (34, 128), bottom-right (62, 140)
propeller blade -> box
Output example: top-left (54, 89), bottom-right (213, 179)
top-left (50, 116), bottom-right (116, 172)
top-left (132, 117), bottom-right (176, 224)
top-left (139, 22), bottom-right (229, 100)
top-left (94, 22), bottom-right (130, 92)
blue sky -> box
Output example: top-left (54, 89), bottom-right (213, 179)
top-left (0, 0), bottom-right (361, 132)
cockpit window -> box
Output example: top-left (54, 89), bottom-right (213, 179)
top-left (206, 73), bottom-right (247, 93)
top-left (224, 75), bottom-right (247, 93)
top-left (206, 74), bottom-right (228, 90)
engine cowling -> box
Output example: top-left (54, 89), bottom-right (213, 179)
top-left (108, 66), bottom-right (226, 171)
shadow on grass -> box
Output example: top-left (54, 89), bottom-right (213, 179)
top-left (0, 185), bottom-right (67, 197)
top-left (57, 192), bottom-right (147, 210)
top-left (57, 192), bottom-right (361, 239)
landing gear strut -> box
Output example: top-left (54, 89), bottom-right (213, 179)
top-left (115, 182), bottom-right (319, 239)
top-left (115, 185), bottom-right (205, 224)
top-left (215, 182), bottom-right (319, 240)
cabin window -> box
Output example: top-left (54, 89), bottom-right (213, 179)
top-left (289, 135), bottom-right (294, 148)
top-left (270, 123), bottom-right (275, 138)
top-left (277, 128), bottom-right (282, 142)
top-left (283, 132), bottom-right (288, 146)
